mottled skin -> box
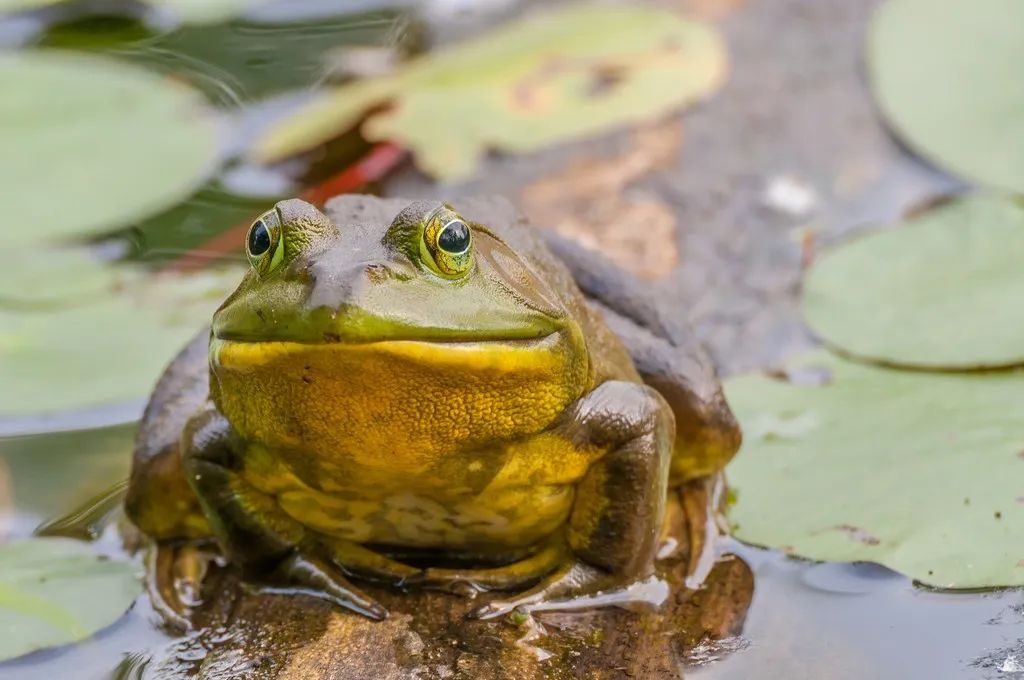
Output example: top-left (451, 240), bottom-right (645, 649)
top-left (126, 195), bottom-right (740, 621)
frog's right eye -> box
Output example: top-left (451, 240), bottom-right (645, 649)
top-left (246, 209), bottom-right (284, 274)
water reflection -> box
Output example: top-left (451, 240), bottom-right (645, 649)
top-left (689, 541), bottom-right (1024, 680)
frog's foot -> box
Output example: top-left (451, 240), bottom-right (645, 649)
top-left (406, 541), bottom-right (568, 596)
top-left (267, 551), bottom-right (389, 620)
top-left (316, 535), bottom-right (420, 587)
top-left (146, 541), bottom-right (217, 630)
top-left (468, 561), bottom-right (662, 620)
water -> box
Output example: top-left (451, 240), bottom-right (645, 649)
top-left (689, 543), bottom-right (1024, 680)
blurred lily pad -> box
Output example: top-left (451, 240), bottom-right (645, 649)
top-left (255, 4), bottom-right (726, 180)
top-left (725, 350), bottom-right (1024, 589)
top-left (0, 249), bottom-right (125, 310)
top-left (0, 537), bottom-right (139, 661)
top-left (0, 0), bottom-right (259, 23)
top-left (0, 268), bottom-right (240, 416)
top-left (2, 51), bottom-right (218, 247)
top-left (868, 0), bottom-right (1024, 191)
top-left (803, 194), bottom-right (1024, 370)
top-left (0, 425), bottom-right (133, 532)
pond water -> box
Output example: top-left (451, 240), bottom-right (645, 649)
top-left (0, 1), bottom-right (1021, 678)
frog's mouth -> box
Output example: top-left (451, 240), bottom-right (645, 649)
top-left (210, 331), bottom-right (571, 374)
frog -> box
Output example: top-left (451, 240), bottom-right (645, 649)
top-left (125, 194), bottom-right (740, 622)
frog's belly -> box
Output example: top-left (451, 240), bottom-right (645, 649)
top-left (243, 431), bottom-right (604, 551)
top-left (274, 484), bottom-right (575, 551)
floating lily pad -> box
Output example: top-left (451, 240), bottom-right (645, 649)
top-left (0, 268), bottom-right (240, 416)
top-left (255, 4), bottom-right (726, 180)
top-left (725, 350), bottom-right (1024, 589)
top-left (0, 537), bottom-right (140, 662)
top-left (2, 51), bottom-right (218, 247)
top-left (803, 194), bottom-right (1024, 370)
top-left (868, 0), bottom-right (1024, 191)
top-left (0, 0), bottom-right (260, 23)
top-left (0, 425), bottom-right (133, 529)
top-left (0, 248), bottom-right (125, 310)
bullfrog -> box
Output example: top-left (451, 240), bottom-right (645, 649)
top-left (125, 195), bottom-right (740, 621)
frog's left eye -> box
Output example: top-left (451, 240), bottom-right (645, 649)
top-left (422, 215), bottom-right (473, 278)
top-left (246, 209), bottom-right (284, 274)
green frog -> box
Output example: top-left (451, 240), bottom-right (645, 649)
top-left (125, 195), bottom-right (740, 621)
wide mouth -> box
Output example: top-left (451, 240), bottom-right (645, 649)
top-left (210, 332), bottom-right (569, 371)
top-left (211, 326), bottom-right (561, 345)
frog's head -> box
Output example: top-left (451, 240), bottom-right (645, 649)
top-left (212, 198), bottom-right (570, 345)
top-left (209, 199), bottom-right (588, 459)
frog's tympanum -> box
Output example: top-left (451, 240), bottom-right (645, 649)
top-left (126, 196), bottom-right (740, 621)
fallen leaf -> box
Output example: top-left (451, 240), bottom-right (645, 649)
top-left (255, 4), bottom-right (726, 181)
top-left (521, 119), bottom-right (683, 279)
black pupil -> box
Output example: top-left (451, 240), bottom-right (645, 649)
top-left (248, 221), bottom-right (271, 256)
top-left (438, 220), bottom-right (470, 253)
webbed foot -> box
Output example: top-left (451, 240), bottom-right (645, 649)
top-left (405, 541), bottom-right (568, 596)
top-left (468, 562), bottom-right (667, 620)
top-left (146, 541), bottom-right (217, 630)
top-left (268, 551), bottom-right (389, 620)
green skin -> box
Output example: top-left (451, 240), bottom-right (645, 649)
top-left (126, 195), bottom-right (740, 621)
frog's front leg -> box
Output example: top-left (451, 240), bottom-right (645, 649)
top-left (470, 381), bottom-right (674, 619)
top-left (182, 407), bottom-right (388, 620)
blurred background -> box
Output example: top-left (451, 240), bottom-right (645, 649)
top-left (1, 0), bottom-right (1023, 678)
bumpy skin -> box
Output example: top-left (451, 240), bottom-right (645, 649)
top-left (125, 195), bottom-right (740, 621)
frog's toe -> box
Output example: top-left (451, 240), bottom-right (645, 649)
top-left (271, 551), bottom-right (388, 620)
top-left (146, 541), bottom-right (216, 630)
top-left (468, 562), bottom-right (609, 620)
top-left (408, 540), bottom-right (567, 596)
top-left (468, 561), bottom-right (670, 621)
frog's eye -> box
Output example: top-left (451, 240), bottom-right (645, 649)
top-left (421, 215), bottom-right (473, 278)
top-left (245, 209), bottom-right (284, 274)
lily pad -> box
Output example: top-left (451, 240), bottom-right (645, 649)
top-left (0, 0), bottom-right (260, 23)
top-left (255, 4), bottom-right (726, 180)
top-left (868, 0), bottom-right (1024, 191)
top-left (0, 248), bottom-right (125, 310)
top-left (0, 538), bottom-right (140, 661)
top-left (0, 268), bottom-right (240, 416)
top-left (803, 194), bottom-right (1024, 370)
top-left (725, 350), bottom-right (1024, 589)
top-left (2, 51), bottom-right (218, 247)
top-left (0, 424), bottom-right (133, 529)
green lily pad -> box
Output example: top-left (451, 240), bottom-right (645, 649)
top-left (0, 0), bottom-right (260, 23)
top-left (0, 249), bottom-right (126, 310)
top-left (0, 424), bottom-right (133, 528)
top-left (0, 268), bottom-right (240, 416)
top-left (255, 4), bottom-right (726, 180)
top-left (0, 538), bottom-right (140, 662)
top-left (2, 51), bottom-right (218, 247)
top-left (803, 194), bottom-right (1024, 370)
top-left (868, 0), bottom-right (1024, 191)
top-left (725, 350), bottom-right (1024, 589)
